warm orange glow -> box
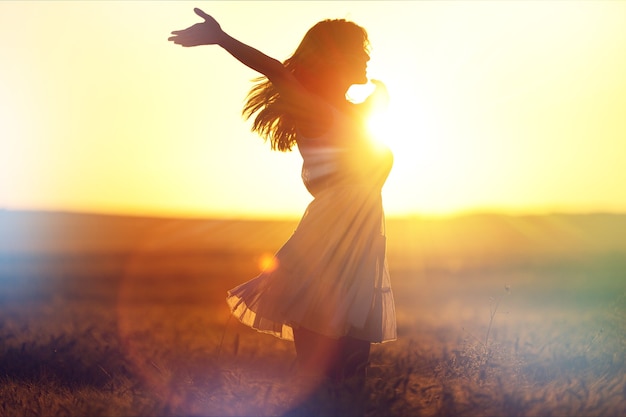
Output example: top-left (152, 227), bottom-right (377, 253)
top-left (1, 2), bottom-right (625, 218)
top-left (258, 253), bottom-right (279, 273)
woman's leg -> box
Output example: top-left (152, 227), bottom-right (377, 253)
top-left (290, 330), bottom-right (371, 416)
top-left (293, 327), bottom-right (371, 381)
top-left (293, 326), bottom-right (343, 380)
top-left (341, 336), bottom-right (371, 380)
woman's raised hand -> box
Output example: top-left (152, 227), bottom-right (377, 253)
top-left (369, 80), bottom-right (389, 104)
top-left (169, 8), bottom-right (224, 47)
top-left (360, 79), bottom-right (389, 114)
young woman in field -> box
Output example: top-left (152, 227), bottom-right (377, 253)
top-left (169, 8), bottom-right (396, 384)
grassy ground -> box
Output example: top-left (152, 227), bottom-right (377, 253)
top-left (1, 214), bottom-right (625, 416)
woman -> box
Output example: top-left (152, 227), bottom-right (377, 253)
top-left (169, 8), bottom-right (396, 383)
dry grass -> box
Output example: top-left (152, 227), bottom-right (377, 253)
top-left (1, 213), bottom-right (625, 416)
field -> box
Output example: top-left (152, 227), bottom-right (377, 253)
top-left (1, 211), bottom-right (625, 416)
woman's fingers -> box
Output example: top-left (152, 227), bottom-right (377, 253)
top-left (168, 31), bottom-right (192, 45)
top-left (194, 8), bottom-right (210, 20)
top-left (169, 9), bottom-right (220, 46)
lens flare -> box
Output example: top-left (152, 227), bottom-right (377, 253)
top-left (258, 253), bottom-right (279, 273)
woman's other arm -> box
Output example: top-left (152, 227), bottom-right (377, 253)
top-left (357, 79), bottom-right (389, 120)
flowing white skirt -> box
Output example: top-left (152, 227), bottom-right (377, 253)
top-left (226, 184), bottom-right (396, 342)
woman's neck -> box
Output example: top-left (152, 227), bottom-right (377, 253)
top-left (319, 88), bottom-right (347, 107)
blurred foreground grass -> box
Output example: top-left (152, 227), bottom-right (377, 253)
top-left (1, 212), bottom-right (625, 416)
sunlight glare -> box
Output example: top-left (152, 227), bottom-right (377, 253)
top-left (346, 81), bottom-right (376, 104)
top-left (258, 253), bottom-right (279, 273)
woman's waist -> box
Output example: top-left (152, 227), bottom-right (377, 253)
top-left (304, 176), bottom-right (384, 197)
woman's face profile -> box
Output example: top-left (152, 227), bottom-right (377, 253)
top-left (335, 47), bottom-right (370, 86)
top-left (347, 48), bottom-right (370, 85)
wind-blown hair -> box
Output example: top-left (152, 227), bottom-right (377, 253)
top-left (242, 19), bottom-right (369, 152)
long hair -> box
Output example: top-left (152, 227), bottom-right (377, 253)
top-left (242, 19), bottom-right (369, 152)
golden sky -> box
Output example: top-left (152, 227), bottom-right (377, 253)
top-left (1, 1), bottom-right (625, 219)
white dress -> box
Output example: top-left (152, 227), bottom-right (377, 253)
top-left (226, 108), bottom-right (397, 343)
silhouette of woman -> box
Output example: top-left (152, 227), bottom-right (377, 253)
top-left (169, 8), bottom-right (396, 383)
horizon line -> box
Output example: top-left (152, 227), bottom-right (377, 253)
top-left (2, 207), bottom-right (625, 222)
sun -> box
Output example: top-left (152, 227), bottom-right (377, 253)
top-left (347, 79), bottom-right (416, 151)
top-left (366, 107), bottom-right (395, 146)
top-left (347, 77), bottom-right (468, 216)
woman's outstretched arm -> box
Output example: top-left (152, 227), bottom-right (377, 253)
top-left (169, 9), bottom-right (286, 82)
top-left (169, 8), bottom-right (332, 134)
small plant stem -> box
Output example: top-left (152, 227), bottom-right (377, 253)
top-left (485, 296), bottom-right (500, 346)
